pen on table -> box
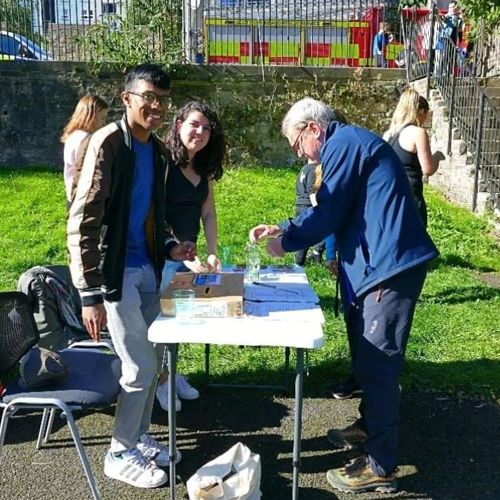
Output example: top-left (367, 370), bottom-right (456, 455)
top-left (252, 281), bottom-right (300, 295)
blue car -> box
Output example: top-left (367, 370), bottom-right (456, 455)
top-left (0, 31), bottom-right (52, 61)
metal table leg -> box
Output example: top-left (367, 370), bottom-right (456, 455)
top-left (205, 344), bottom-right (210, 384)
top-left (167, 343), bottom-right (177, 500)
top-left (292, 348), bottom-right (304, 500)
top-left (284, 346), bottom-right (291, 395)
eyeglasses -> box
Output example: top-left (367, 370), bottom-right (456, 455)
top-left (128, 91), bottom-right (173, 109)
top-left (291, 125), bottom-right (308, 152)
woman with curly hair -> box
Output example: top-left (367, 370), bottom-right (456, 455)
top-left (156, 101), bottom-right (226, 412)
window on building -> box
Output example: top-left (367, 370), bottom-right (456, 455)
top-left (103, 3), bottom-right (117, 14)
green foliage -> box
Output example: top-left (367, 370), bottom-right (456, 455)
top-left (75, 0), bottom-right (183, 72)
top-left (0, 0), bottom-right (45, 46)
top-left (460, 0), bottom-right (500, 36)
top-left (399, 0), bottom-right (427, 7)
top-left (1, 168), bottom-right (500, 399)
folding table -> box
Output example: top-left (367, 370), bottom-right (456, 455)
top-left (148, 269), bottom-right (324, 500)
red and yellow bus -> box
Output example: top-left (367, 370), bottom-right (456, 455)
top-left (205, 7), bottom-right (404, 68)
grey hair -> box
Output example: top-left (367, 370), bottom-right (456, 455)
top-left (281, 98), bottom-right (337, 138)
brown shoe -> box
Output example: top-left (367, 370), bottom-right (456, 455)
top-left (326, 456), bottom-right (398, 493)
top-left (327, 421), bottom-right (367, 450)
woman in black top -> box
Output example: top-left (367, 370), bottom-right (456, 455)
top-left (157, 101), bottom-right (226, 412)
top-left (164, 101), bottom-right (225, 274)
top-left (384, 89), bottom-right (445, 227)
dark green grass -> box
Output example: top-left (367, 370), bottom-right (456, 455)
top-left (1, 166), bottom-right (499, 399)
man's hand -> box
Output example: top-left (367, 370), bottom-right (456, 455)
top-left (249, 224), bottom-right (282, 243)
top-left (207, 254), bottom-right (221, 273)
top-left (267, 237), bottom-right (285, 257)
top-left (82, 304), bottom-right (107, 342)
top-left (325, 259), bottom-right (339, 277)
top-left (183, 256), bottom-right (208, 273)
top-left (171, 241), bottom-right (196, 262)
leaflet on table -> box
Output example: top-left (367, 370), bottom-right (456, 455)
top-left (244, 300), bottom-right (325, 323)
top-left (193, 274), bottom-right (222, 286)
top-left (258, 271), bottom-right (308, 283)
top-left (243, 282), bottom-right (319, 303)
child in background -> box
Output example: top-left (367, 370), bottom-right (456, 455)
top-left (294, 160), bottom-right (326, 265)
top-left (313, 164), bottom-right (337, 275)
top-left (61, 95), bottom-right (108, 202)
top-left (373, 22), bottom-right (393, 68)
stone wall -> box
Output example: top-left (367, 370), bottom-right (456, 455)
top-left (476, 30), bottom-right (500, 78)
top-left (0, 62), bottom-right (403, 169)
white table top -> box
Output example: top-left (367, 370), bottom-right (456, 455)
top-left (148, 268), bottom-right (324, 349)
top-left (148, 315), bottom-right (324, 348)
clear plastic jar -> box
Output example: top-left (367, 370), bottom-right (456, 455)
top-left (246, 243), bottom-right (260, 282)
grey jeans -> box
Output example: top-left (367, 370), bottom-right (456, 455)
top-left (104, 263), bottom-right (162, 454)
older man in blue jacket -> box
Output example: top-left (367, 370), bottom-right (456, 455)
top-left (250, 98), bottom-right (438, 494)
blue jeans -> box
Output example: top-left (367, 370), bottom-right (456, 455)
top-left (346, 263), bottom-right (427, 476)
top-left (104, 263), bottom-right (162, 454)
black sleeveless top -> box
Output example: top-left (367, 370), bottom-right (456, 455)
top-left (387, 124), bottom-right (424, 198)
top-left (165, 163), bottom-right (209, 243)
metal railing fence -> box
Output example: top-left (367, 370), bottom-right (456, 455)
top-left (0, 0), bottom-right (182, 62)
top-left (404, 4), bottom-right (500, 213)
top-left (196, 0), bottom-right (402, 67)
top-left (1, 0), bottom-right (406, 68)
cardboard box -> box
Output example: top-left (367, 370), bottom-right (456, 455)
top-left (160, 272), bottom-right (244, 318)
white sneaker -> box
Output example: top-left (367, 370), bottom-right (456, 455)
top-left (176, 375), bottom-right (200, 400)
top-left (104, 448), bottom-right (167, 488)
top-left (137, 433), bottom-right (182, 467)
top-left (156, 382), bottom-right (182, 412)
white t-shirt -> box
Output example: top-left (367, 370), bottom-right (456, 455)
top-left (63, 129), bottom-right (90, 201)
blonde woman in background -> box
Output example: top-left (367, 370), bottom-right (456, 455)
top-left (61, 94), bottom-right (109, 202)
top-left (384, 88), bottom-right (445, 227)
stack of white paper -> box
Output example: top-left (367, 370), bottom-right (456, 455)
top-left (243, 281), bottom-right (319, 303)
top-left (244, 301), bottom-right (325, 323)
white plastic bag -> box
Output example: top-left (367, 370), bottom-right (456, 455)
top-left (187, 442), bottom-right (261, 500)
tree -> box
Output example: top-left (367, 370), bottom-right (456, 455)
top-left (75, 0), bottom-right (184, 71)
top-left (1, 0), bottom-right (36, 38)
top-left (460, 0), bottom-right (500, 36)
top-left (399, 0), bottom-right (427, 7)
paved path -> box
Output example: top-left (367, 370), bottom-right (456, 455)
top-left (1, 390), bottom-right (500, 500)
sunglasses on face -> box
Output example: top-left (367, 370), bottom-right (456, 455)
top-left (128, 91), bottom-right (173, 109)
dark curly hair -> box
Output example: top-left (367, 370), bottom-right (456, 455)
top-left (165, 102), bottom-right (226, 181)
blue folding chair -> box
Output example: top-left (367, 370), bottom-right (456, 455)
top-left (0, 292), bottom-right (121, 500)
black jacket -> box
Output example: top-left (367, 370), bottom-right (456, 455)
top-left (67, 116), bottom-right (176, 306)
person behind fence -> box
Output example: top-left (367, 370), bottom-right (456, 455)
top-left (61, 94), bottom-right (108, 203)
top-left (441, 1), bottom-right (464, 46)
top-left (384, 88), bottom-right (445, 227)
top-left (249, 98), bottom-right (438, 494)
top-left (156, 101), bottom-right (226, 413)
top-left (373, 22), bottom-right (393, 68)
top-left (67, 63), bottom-right (196, 489)
top-left (435, 1), bottom-right (464, 77)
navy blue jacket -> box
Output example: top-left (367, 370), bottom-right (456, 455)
top-left (280, 121), bottom-right (438, 307)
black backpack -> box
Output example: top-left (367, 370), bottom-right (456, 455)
top-left (17, 265), bottom-right (88, 351)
